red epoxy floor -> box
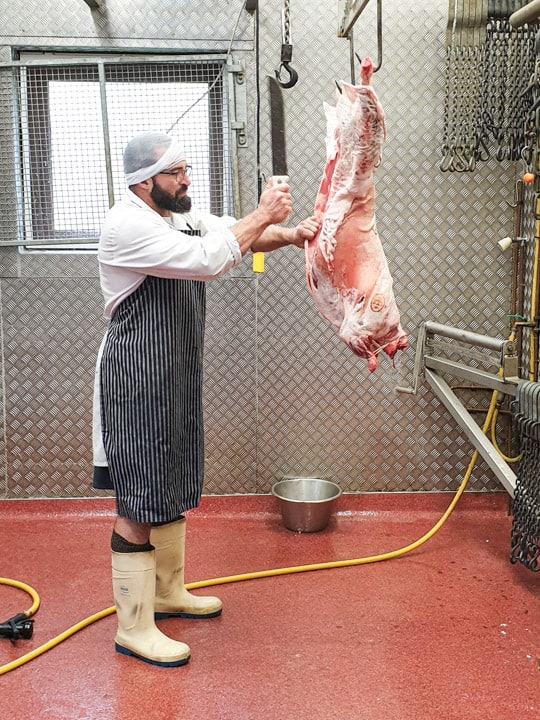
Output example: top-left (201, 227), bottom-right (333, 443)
top-left (0, 493), bottom-right (538, 720)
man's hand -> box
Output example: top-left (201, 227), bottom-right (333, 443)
top-left (230, 182), bottom-right (292, 255)
top-left (258, 183), bottom-right (292, 225)
top-left (291, 216), bottom-right (320, 248)
top-left (248, 214), bottom-right (321, 254)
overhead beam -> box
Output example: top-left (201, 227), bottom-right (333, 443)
top-left (338, 0), bottom-right (372, 37)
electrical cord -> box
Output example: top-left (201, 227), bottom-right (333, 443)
top-left (166, 1), bottom-right (248, 135)
top-left (0, 388), bottom-right (500, 676)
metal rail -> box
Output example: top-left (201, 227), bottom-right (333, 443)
top-left (421, 321), bottom-right (512, 354)
top-left (510, 0), bottom-right (540, 28)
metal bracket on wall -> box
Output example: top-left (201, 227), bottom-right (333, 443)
top-left (227, 61), bottom-right (247, 149)
top-left (425, 368), bottom-right (517, 497)
top-left (227, 60), bottom-right (248, 218)
top-left (397, 321), bottom-right (520, 397)
top-left (396, 321), bottom-right (519, 496)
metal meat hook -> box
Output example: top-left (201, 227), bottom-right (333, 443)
top-left (351, 0), bottom-right (383, 76)
top-left (275, 61), bottom-right (298, 89)
top-left (355, 48), bottom-right (382, 75)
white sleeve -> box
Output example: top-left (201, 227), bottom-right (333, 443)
top-left (99, 204), bottom-right (242, 281)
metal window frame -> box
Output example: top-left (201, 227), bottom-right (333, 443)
top-left (1, 50), bottom-right (235, 248)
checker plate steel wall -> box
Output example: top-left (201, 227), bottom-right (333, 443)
top-left (0, 0), bottom-right (522, 498)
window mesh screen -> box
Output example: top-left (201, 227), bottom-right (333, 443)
top-left (0, 57), bottom-right (232, 247)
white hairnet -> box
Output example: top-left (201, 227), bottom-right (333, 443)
top-left (123, 131), bottom-right (187, 186)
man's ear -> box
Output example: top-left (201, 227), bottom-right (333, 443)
top-left (131, 177), bottom-right (153, 200)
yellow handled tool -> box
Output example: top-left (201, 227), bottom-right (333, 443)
top-left (252, 175), bottom-right (289, 274)
top-left (254, 74), bottom-right (289, 275)
top-left (252, 252), bottom-right (265, 273)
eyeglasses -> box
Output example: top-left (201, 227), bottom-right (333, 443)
top-left (157, 165), bottom-right (192, 181)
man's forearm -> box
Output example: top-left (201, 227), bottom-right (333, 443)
top-left (250, 225), bottom-right (299, 253)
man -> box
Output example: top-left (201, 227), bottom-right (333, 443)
top-left (92, 131), bottom-right (319, 668)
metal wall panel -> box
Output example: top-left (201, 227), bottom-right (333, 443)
top-left (0, 0), bottom-right (526, 498)
top-left (0, 0), bottom-right (254, 50)
top-left (2, 278), bottom-right (106, 497)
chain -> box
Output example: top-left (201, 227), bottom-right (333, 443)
top-left (442, 3), bottom-right (537, 171)
top-left (510, 412), bottom-right (540, 571)
top-left (275, 0), bottom-right (297, 88)
top-left (283, 0), bottom-right (291, 45)
top-left (486, 18), bottom-right (507, 142)
top-left (479, 19), bottom-right (496, 142)
top-left (441, 47), bottom-right (452, 154)
top-left (497, 22), bottom-right (537, 161)
top-left (441, 46), bottom-right (483, 171)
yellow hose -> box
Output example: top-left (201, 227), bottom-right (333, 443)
top-left (0, 388), bottom-right (501, 676)
top-left (0, 605), bottom-right (115, 676)
top-left (0, 577), bottom-right (41, 618)
top-left (490, 407), bottom-right (521, 463)
top-left (530, 192), bottom-right (540, 380)
top-left (487, 360), bottom-right (520, 464)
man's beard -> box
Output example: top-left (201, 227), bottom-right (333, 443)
top-left (151, 181), bottom-right (192, 213)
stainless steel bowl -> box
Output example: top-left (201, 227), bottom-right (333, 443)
top-left (271, 478), bottom-right (342, 533)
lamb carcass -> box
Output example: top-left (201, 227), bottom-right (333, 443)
top-left (305, 57), bottom-right (408, 372)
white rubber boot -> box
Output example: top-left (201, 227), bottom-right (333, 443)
top-left (151, 518), bottom-right (222, 619)
top-left (112, 549), bottom-right (191, 667)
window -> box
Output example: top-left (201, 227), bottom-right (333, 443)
top-left (4, 54), bottom-right (234, 249)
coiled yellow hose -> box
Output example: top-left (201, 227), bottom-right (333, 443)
top-left (0, 388), bottom-right (500, 676)
top-left (0, 577), bottom-right (41, 618)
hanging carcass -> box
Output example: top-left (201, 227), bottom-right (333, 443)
top-left (305, 57), bottom-right (408, 372)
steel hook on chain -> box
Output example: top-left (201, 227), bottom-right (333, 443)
top-left (275, 2), bottom-right (298, 89)
top-left (275, 61), bottom-right (298, 89)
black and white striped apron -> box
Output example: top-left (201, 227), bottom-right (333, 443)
top-left (99, 267), bottom-right (206, 524)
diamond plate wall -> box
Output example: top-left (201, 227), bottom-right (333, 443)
top-left (0, 0), bottom-right (526, 498)
top-left (246, 0), bottom-right (517, 494)
top-left (1, 278), bottom-right (106, 497)
top-left (0, 0), bottom-right (254, 51)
